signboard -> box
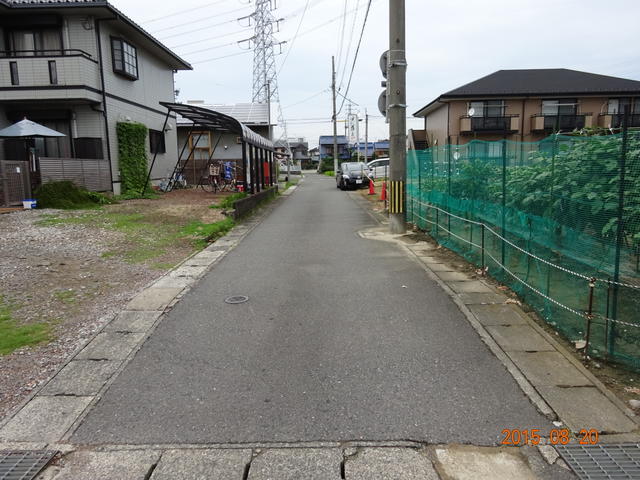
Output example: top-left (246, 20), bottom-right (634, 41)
top-left (347, 113), bottom-right (359, 145)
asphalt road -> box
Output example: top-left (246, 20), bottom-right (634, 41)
top-left (72, 174), bottom-right (550, 445)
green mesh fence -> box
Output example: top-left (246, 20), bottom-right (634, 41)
top-left (407, 131), bottom-right (640, 371)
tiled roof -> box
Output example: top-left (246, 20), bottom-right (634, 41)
top-left (177, 103), bottom-right (271, 126)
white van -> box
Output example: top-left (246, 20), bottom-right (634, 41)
top-left (366, 158), bottom-right (390, 179)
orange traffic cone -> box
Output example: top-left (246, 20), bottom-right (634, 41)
top-left (368, 179), bottom-right (375, 195)
top-left (380, 181), bottom-right (387, 201)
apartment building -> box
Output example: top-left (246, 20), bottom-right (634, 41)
top-left (413, 69), bottom-right (640, 148)
top-left (0, 0), bottom-right (191, 194)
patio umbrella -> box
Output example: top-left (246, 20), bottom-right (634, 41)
top-left (0, 118), bottom-right (66, 138)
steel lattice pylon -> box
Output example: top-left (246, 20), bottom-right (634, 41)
top-left (252, 0), bottom-right (279, 103)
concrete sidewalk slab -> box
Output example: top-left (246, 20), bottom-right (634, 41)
top-left (508, 352), bottom-right (592, 387)
top-left (75, 332), bottom-right (145, 361)
top-left (486, 325), bottom-right (555, 352)
top-left (153, 276), bottom-right (196, 289)
top-left (537, 386), bottom-right (637, 433)
top-left (150, 449), bottom-right (251, 480)
top-left (170, 265), bottom-right (208, 278)
top-left (433, 445), bottom-right (537, 480)
top-left (105, 311), bottom-right (161, 333)
top-left (40, 360), bottom-right (120, 396)
top-left (421, 262), bottom-right (453, 272)
top-left (458, 292), bottom-right (509, 304)
top-left (345, 448), bottom-right (439, 479)
top-left (127, 287), bottom-right (183, 311)
top-left (0, 396), bottom-right (91, 442)
top-left (247, 449), bottom-right (342, 480)
top-left (467, 304), bottom-right (529, 326)
top-left (448, 281), bottom-right (493, 294)
top-left (41, 450), bottom-right (160, 480)
top-left (435, 271), bottom-right (471, 282)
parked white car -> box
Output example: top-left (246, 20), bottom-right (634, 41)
top-left (366, 158), bottom-right (390, 179)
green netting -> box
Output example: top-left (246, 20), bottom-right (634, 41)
top-left (407, 131), bottom-right (640, 371)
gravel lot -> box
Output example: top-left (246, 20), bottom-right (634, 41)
top-left (0, 189), bottom-right (226, 421)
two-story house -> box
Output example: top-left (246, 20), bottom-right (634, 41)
top-left (0, 0), bottom-right (191, 194)
top-left (318, 135), bottom-right (349, 161)
top-left (413, 69), bottom-right (640, 149)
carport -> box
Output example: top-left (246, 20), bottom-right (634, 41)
top-left (146, 102), bottom-right (275, 195)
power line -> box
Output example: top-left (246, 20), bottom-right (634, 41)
top-left (334, 0), bottom-right (349, 76)
top-left (142, 0), bottom-right (230, 24)
top-left (338, 0), bottom-right (361, 90)
top-left (190, 49), bottom-right (251, 65)
top-left (158, 9), bottom-right (252, 40)
top-left (170, 26), bottom-right (252, 50)
top-left (179, 40), bottom-right (239, 57)
top-left (277, 0), bottom-right (311, 75)
top-left (337, 0), bottom-right (373, 115)
top-left (283, 89), bottom-right (330, 109)
top-left (151, 5), bottom-right (250, 34)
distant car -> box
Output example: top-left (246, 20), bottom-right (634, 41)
top-left (337, 162), bottom-right (370, 190)
top-left (366, 158), bottom-right (389, 179)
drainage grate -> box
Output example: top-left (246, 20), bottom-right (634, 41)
top-left (225, 295), bottom-right (249, 304)
top-left (0, 451), bottom-right (57, 480)
top-left (556, 443), bottom-right (640, 479)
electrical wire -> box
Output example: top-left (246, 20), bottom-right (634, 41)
top-left (337, 0), bottom-right (361, 91)
top-left (337, 0), bottom-right (373, 115)
top-left (158, 8), bottom-right (252, 40)
top-left (277, 0), bottom-right (311, 75)
top-left (179, 40), bottom-right (239, 57)
top-left (190, 49), bottom-right (251, 65)
top-left (151, 5), bottom-right (251, 34)
top-left (170, 26), bottom-right (253, 50)
top-left (334, 0), bottom-right (349, 77)
top-left (142, 0), bottom-right (230, 23)
top-left (283, 89), bottom-right (330, 109)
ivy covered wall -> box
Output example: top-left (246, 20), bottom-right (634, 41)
top-left (116, 122), bottom-right (148, 194)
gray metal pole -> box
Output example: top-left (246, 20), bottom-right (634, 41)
top-left (364, 110), bottom-right (369, 164)
top-left (332, 56), bottom-right (339, 176)
top-left (388, 0), bottom-right (407, 234)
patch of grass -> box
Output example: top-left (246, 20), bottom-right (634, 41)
top-left (34, 181), bottom-right (113, 209)
top-left (152, 262), bottom-right (176, 271)
top-left (181, 218), bottom-right (235, 248)
top-left (210, 192), bottom-right (248, 210)
top-left (53, 289), bottom-right (77, 305)
top-left (0, 297), bottom-right (51, 355)
top-left (114, 190), bottom-right (160, 201)
top-left (324, 171), bottom-right (335, 177)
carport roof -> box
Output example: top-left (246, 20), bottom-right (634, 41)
top-left (161, 102), bottom-right (274, 151)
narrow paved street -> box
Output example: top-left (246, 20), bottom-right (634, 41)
top-left (72, 173), bottom-right (549, 446)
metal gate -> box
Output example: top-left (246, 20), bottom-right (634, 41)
top-left (0, 160), bottom-right (31, 207)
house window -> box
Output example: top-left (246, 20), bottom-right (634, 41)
top-left (48, 60), bottom-right (57, 84)
top-left (542, 99), bottom-right (577, 116)
top-left (9, 61), bottom-right (19, 85)
top-left (469, 100), bottom-right (505, 117)
top-left (73, 138), bottom-right (104, 159)
top-left (608, 98), bottom-right (637, 114)
top-left (111, 38), bottom-right (138, 80)
top-left (149, 129), bottom-right (166, 154)
top-left (8, 28), bottom-right (62, 56)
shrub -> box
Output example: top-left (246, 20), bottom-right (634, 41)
top-left (34, 181), bottom-right (113, 209)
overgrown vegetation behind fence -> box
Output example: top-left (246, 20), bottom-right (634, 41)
top-left (407, 131), bottom-right (640, 370)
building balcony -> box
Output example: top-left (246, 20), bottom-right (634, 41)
top-left (599, 113), bottom-right (640, 129)
top-left (0, 50), bottom-right (102, 103)
top-left (460, 115), bottom-right (519, 134)
top-left (531, 113), bottom-right (593, 132)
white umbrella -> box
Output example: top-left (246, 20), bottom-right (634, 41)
top-left (0, 118), bottom-right (66, 138)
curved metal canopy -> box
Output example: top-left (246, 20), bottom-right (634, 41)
top-left (160, 102), bottom-right (274, 150)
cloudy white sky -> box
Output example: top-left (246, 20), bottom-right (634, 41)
top-left (111, 0), bottom-right (640, 148)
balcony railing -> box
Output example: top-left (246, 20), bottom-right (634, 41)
top-left (460, 115), bottom-right (519, 134)
top-left (0, 49), bottom-right (101, 100)
top-left (531, 114), bottom-right (593, 132)
top-left (599, 113), bottom-right (640, 129)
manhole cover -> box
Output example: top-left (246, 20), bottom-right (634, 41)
top-left (225, 295), bottom-right (249, 304)
top-left (0, 451), bottom-right (57, 480)
top-left (556, 443), bottom-right (640, 479)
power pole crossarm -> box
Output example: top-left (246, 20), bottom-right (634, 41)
top-left (388, 0), bottom-right (407, 234)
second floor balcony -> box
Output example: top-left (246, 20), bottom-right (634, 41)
top-left (460, 115), bottom-right (519, 134)
top-left (599, 113), bottom-right (640, 129)
top-left (0, 50), bottom-right (102, 102)
top-left (531, 113), bottom-right (593, 132)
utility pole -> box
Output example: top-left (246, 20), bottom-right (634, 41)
top-left (332, 56), bottom-right (338, 176)
top-left (388, 0), bottom-right (407, 233)
top-left (364, 109), bottom-right (369, 163)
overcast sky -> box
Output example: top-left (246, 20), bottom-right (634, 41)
top-left (111, 0), bottom-right (640, 148)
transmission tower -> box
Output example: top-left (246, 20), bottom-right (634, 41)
top-left (248, 0), bottom-right (284, 103)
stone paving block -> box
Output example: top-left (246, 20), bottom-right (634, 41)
top-left (247, 448), bottom-right (342, 480)
top-left (40, 360), bottom-right (120, 396)
top-left (434, 445), bottom-right (538, 480)
top-left (75, 332), bottom-right (145, 360)
top-left (486, 325), bottom-right (555, 352)
top-left (170, 265), bottom-right (208, 278)
top-left (468, 304), bottom-right (530, 326)
top-left (40, 450), bottom-right (160, 480)
top-left (105, 311), bottom-right (162, 333)
top-left (345, 448), bottom-right (439, 479)
top-left (435, 271), bottom-right (471, 282)
top-left (508, 352), bottom-right (591, 387)
top-left (127, 287), bottom-right (183, 311)
top-left (448, 281), bottom-right (493, 294)
top-left (458, 292), bottom-right (509, 304)
top-left (151, 449), bottom-right (251, 480)
top-left (153, 276), bottom-right (196, 289)
top-left (423, 262), bottom-right (454, 272)
top-left (537, 386), bottom-right (637, 434)
top-left (0, 396), bottom-right (91, 442)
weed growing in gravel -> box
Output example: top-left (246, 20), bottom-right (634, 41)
top-left (181, 218), bottom-right (235, 248)
top-left (210, 193), bottom-right (248, 210)
top-left (0, 297), bottom-right (50, 355)
top-left (53, 289), bottom-right (77, 305)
